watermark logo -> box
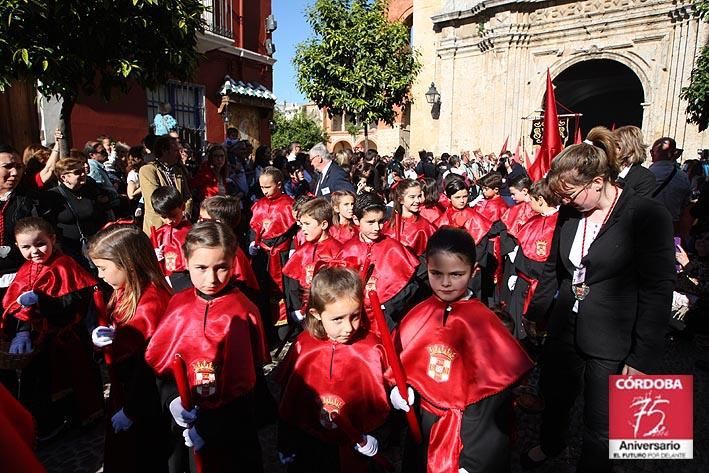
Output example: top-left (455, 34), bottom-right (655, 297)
top-left (609, 375), bottom-right (693, 460)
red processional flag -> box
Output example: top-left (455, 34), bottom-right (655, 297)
top-left (500, 135), bottom-right (509, 156)
top-left (513, 139), bottom-right (521, 162)
top-left (574, 126), bottom-right (582, 145)
top-left (528, 70), bottom-right (563, 181)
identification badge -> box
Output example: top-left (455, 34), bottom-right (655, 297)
top-left (322, 187), bottom-right (331, 195)
top-left (0, 246), bottom-right (11, 258)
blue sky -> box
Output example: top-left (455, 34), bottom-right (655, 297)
top-left (272, 0), bottom-right (314, 106)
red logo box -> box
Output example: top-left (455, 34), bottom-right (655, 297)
top-left (609, 375), bottom-right (693, 459)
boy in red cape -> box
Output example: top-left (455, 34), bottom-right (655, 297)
top-left (392, 227), bottom-right (533, 473)
top-left (282, 198), bottom-right (342, 325)
top-left (249, 167), bottom-right (297, 336)
top-left (508, 179), bottom-right (560, 338)
top-left (337, 191), bottom-right (425, 330)
top-left (145, 222), bottom-right (269, 473)
top-left (2, 217), bottom-right (103, 434)
top-left (150, 186), bottom-right (192, 291)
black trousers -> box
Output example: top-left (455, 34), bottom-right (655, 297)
top-left (539, 328), bottom-right (623, 473)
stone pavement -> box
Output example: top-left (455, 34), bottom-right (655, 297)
top-left (36, 334), bottom-right (708, 473)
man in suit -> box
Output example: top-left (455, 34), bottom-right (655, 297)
top-left (309, 142), bottom-right (355, 199)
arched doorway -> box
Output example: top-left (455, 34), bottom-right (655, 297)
top-left (332, 140), bottom-right (352, 153)
top-left (553, 59), bottom-right (644, 139)
top-left (355, 140), bottom-right (377, 152)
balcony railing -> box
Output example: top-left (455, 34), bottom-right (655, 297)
top-left (203, 0), bottom-right (234, 40)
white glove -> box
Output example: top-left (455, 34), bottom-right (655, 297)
top-left (354, 435), bottom-right (378, 457)
top-left (278, 452), bottom-right (297, 465)
top-left (169, 397), bottom-right (197, 428)
top-left (507, 275), bottom-right (518, 291)
top-left (111, 408), bottom-right (134, 433)
top-left (9, 331), bottom-right (32, 354)
top-left (154, 246), bottom-right (165, 261)
top-left (183, 426), bottom-right (205, 451)
top-left (91, 326), bottom-right (115, 348)
top-left (17, 291), bottom-right (39, 307)
top-left (390, 386), bottom-right (415, 412)
top-left (248, 242), bottom-right (259, 256)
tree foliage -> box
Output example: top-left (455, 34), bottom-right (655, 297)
top-left (681, 1), bottom-right (709, 131)
top-left (271, 109), bottom-right (328, 150)
top-left (0, 0), bottom-right (205, 110)
top-left (294, 0), bottom-right (421, 128)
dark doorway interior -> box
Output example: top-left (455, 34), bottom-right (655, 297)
top-left (552, 60), bottom-right (644, 141)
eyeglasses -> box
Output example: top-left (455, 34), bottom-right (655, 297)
top-left (557, 183), bottom-right (590, 204)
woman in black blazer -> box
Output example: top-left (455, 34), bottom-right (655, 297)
top-left (521, 127), bottom-right (675, 472)
top-left (614, 125), bottom-right (656, 197)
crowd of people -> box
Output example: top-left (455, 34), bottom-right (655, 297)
top-left (0, 122), bottom-right (706, 473)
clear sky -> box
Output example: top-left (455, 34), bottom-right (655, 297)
top-left (272, 0), bottom-right (314, 106)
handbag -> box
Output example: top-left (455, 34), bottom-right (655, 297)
top-left (58, 186), bottom-right (94, 268)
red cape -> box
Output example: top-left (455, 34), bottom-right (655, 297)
top-left (145, 287), bottom-right (269, 409)
top-left (337, 236), bottom-right (419, 306)
top-left (329, 223), bottom-right (357, 244)
top-left (250, 193), bottom-right (295, 241)
top-left (516, 212), bottom-right (559, 263)
top-left (0, 385), bottom-right (46, 473)
top-left (436, 207), bottom-right (493, 243)
top-left (475, 196), bottom-right (508, 222)
top-left (153, 219), bottom-right (191, 275)
top-left (278, 330), bottom-right (391, 472)
top-left (383, 213), bottom-right (437, 256)
top-left (501, 201), bottom-right (537, 239)
top-left (108, 283), bottom-right (171, 362)
top-left (394, 296), bottom-right (533, 473)
top-left (2, 251), bottom-right (99, 323)
top-left (419, 204), bottom-right (445, 225)
top-left (233, 246), bottom-right (259, 291)
top-left (282, 237), bottom-right (342, 288)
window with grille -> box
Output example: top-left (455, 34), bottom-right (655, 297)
top-left (147, 81), bottom-right (206, 153)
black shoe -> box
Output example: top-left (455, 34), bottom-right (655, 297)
top-left (520, 447), bottom-right (549, 470)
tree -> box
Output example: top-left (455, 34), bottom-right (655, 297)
top-left (294, 0), bottom-right (421, 150)
top-left (271, 109), bottom-right (328, 150)
top-left (681, 0), bottom-right (709, 131)
top-left (0, 0), bottom-right (205, 148)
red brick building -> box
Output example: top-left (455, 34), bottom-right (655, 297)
top-left (69, 0), bottom-right (276, 150)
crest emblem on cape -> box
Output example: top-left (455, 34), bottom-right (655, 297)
top-left (319, 394), bottom-right (344, 429)
top-left (535, 239), bottom-right (548, 257)
top-left (261, 219), bottom-right (271, 232)
top-left (427, 344), bottom-right (457, 383)
top-left (164, 251), bottom-right (178, 272)
top-left (192, 360), bottom-right (217, 397)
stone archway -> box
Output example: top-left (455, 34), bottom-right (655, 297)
top-left (332, 140), bottom-right (352, 153)
top-left (550, 58), bottom-right (645, 139)
top-left (355, 140), bottom-right (377, 151)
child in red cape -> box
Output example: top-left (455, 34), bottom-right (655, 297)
top-left (419, 178), bottom-right (446, 224)
top-left (150, 186), bottom-right (192, 291)
top-left (338, 191), bottom-right (425, 330)
top-left (199, 196), bottom-right (259, 293)
top-left (249, 167), bottom-right (297, 335)
top-left (282, 198), bottom-right (342, 325)
top-left (277, 265), bottom-right (392, 472)
top-left (0, 384), bottom-right (46, 473)
top-left (392, 227), bottom-right (533, 473)
top-left (384, 179), bottom-right (436, 256)
top-left (88, 223), bottom-right (172, 473)
top-left (2, 217), bottom-right (103, 435)
top-left (329, 190), bottom-right (357, 243)
top-left (145, 222), bottom-right (269, 473)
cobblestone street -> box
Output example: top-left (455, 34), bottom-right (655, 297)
top-left (37, 334), bottom-right (708, 473)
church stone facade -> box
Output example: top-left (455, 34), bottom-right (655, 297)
top-left (394, 0), bottom-right (708, 157)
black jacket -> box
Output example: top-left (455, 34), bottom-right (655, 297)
top-left (526, 188), bottom-right (675, 373)
top-left (312, 162), bottom-right (355, 198)
top-left (619, 163), bottom-right (655, 198)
